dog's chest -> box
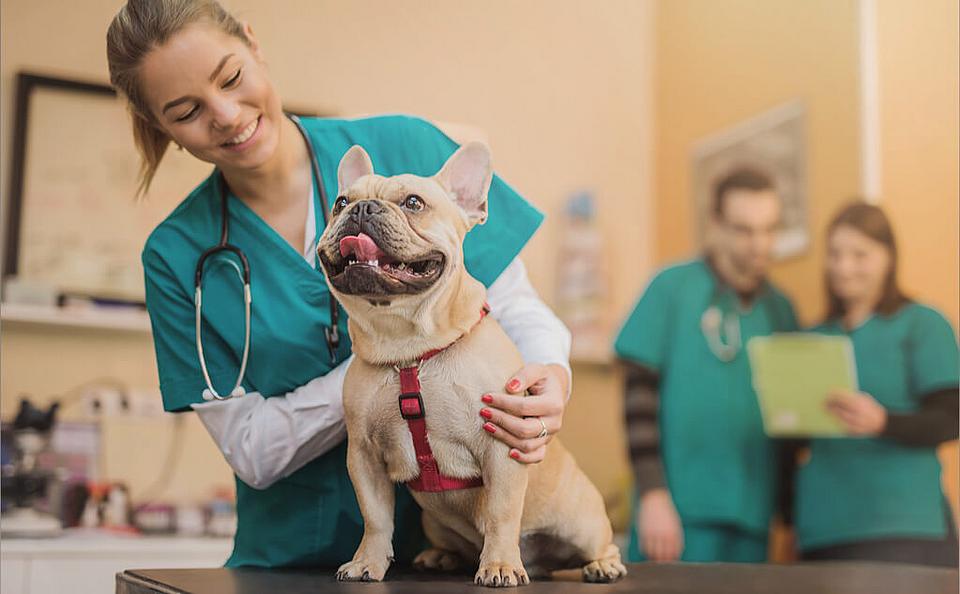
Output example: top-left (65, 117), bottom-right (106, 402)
top-left (363, 363), bottom-right (488, 483)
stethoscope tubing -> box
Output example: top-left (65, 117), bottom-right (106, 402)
top-left (195, 113), bottom-right (338, 401)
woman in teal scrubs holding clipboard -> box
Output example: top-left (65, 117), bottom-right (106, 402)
top-left (791, 203), bottom-right (959, 566)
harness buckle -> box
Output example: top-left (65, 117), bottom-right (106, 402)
top-left (399, 392), bottom-right (425, 420)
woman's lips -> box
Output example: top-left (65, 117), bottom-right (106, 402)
top-left (221, 115), bottom-right (262, 152)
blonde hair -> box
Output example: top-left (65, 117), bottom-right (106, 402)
top-left (106, 0), bottom-right (248, 197)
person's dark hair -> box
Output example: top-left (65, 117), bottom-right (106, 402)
top-left (106, 0), bottom-right (249, 197)
top-left (825, 201), bottom-right (910, 321)
top-left (712, 167), bottom-right (775, 218)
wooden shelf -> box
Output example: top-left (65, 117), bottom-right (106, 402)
top-left (1, 302), bottom-right (151, 333)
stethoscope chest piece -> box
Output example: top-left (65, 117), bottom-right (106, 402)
top-left (202, 386), bottom-right (247, 402)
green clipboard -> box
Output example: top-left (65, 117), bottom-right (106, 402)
top-left (747, 333), bottom-right (858, 437)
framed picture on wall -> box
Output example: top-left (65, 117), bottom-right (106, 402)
top-left (2, 72), bottom-right (219, 303)
top-left (2, 71), bottom-right (322, 304)
top-left (691, 100), bottom-right (808, 260)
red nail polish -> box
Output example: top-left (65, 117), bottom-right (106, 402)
top-left (481, 394), bottom-right (494, 404)
top-left (480, 408), bottom-right (493, 420)
top-left (483, 423), bottom-right (497, 434)
top-left (509, 450), bottom-right (520, 460)
top-left (507, 380), bottom-right (521, 392)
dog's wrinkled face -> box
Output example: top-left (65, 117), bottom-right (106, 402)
top-left (317, 142), bottom-right (491, 303)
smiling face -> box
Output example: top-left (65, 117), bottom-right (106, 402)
top-left (317, 143), bottom-right (491, 304)
top-left (320, 179), bottom-right (452, 298)
top-left (138, 21), bottom-right (284, 172)
top-left (826, 224), bottom-right (892, 306)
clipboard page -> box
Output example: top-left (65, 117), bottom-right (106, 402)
top-left (747, 334), bottom-right (858, 437)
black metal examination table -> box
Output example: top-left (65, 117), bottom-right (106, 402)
top-left (116, 562), bottom-right (958, 594)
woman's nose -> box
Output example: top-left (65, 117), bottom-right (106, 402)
top-left (831, 259), bottom-right (855, 278)
top-left (209, 98), bottom-right (242, 130)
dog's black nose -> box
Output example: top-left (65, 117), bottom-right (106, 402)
top-left (350, 200), bottom-right (386, 221)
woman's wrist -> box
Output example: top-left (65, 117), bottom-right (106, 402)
top-left (545, 363), bottom-right (572, 399)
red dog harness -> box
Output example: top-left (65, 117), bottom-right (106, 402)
top-left (397, 305), bottom-right (489, 493)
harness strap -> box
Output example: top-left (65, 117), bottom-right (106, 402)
top-left (396, 305), bottom-right (489, 493)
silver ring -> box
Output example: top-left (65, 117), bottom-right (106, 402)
top-left (536, 417), bottom-right (548, 439)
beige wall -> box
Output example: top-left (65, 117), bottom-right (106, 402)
top-left (1, 1), bottom-right (654, 515)
top-left (877, 0), bottom-right (959, 327)
top-left (875, 0), bottom-right (959, 518)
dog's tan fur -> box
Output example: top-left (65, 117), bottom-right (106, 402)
top-left (318, 143), bottom-right (625, 587)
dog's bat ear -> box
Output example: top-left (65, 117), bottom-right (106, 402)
top-left (435, 142), bottom-right (492, 227)
top-left (338, 145), bottom-right (374, 193)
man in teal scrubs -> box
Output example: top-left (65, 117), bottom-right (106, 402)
top-left (143, 114), bottom-right (545, 567)
top-left (615, 169), bottom-right (798, 563)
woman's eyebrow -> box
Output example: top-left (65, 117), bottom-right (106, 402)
top-left (161, 53), bottom-right (235, 114)
top-left (162, 96), bottom-right (191, 114)
top-left (208, 53), bottom-right (235, 82)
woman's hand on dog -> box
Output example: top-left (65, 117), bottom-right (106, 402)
top-left (479, 363), bottom-right (570, 464)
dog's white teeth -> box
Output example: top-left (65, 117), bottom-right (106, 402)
top-left (367, 259), bottom-right (378, 266)
top-left (397, 263), bottom-right (406, 270)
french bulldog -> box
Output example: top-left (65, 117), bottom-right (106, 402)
top-left (317, 142), bottom-right (625, 587)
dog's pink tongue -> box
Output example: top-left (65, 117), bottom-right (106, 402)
top-left (339, 233), bottom-right (384, 261)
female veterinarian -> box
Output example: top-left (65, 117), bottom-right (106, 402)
top-left (107, 0), bottom-right (573, 567)
top-left (790, 202), bottom-right (959, 566)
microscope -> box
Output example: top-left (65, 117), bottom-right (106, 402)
top-left (0, 399), bottom-right (63, 537)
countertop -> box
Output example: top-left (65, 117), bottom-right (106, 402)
top-left (116, 562), bottom-right (959, 594)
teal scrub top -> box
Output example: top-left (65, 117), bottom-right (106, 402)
top-left (796, 303), bottom-right (959, 550)
top-left (142, 115), bottom-right (544, 567)
top-left (614, 259), bottom-right (798, 535)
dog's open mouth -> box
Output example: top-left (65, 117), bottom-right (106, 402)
top-left (322, 233), bottom-right (445, 295)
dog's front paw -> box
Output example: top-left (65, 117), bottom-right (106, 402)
top-left (413, 547), bottom-right (462, 572)
top-left (582, 556), bottom-right (627, 583)
top-left (474, 562), bottom-right (529, 587)
top-left (336, 556), bottom-right (392, 582)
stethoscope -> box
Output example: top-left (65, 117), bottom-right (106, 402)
top-left (698, 278), bottom-right (786, 362)
top-left (700, 301), bottom-right (742, 363)
top-left (196, 113), bottom-right (340, 401)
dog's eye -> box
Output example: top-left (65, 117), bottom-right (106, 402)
top-left (333, 196), bottom-right (349, 214)
top-left (402, 195), bottom-right (424, 212)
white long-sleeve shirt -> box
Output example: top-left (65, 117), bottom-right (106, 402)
top-left (192, 196), bottom-right (571, 489)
